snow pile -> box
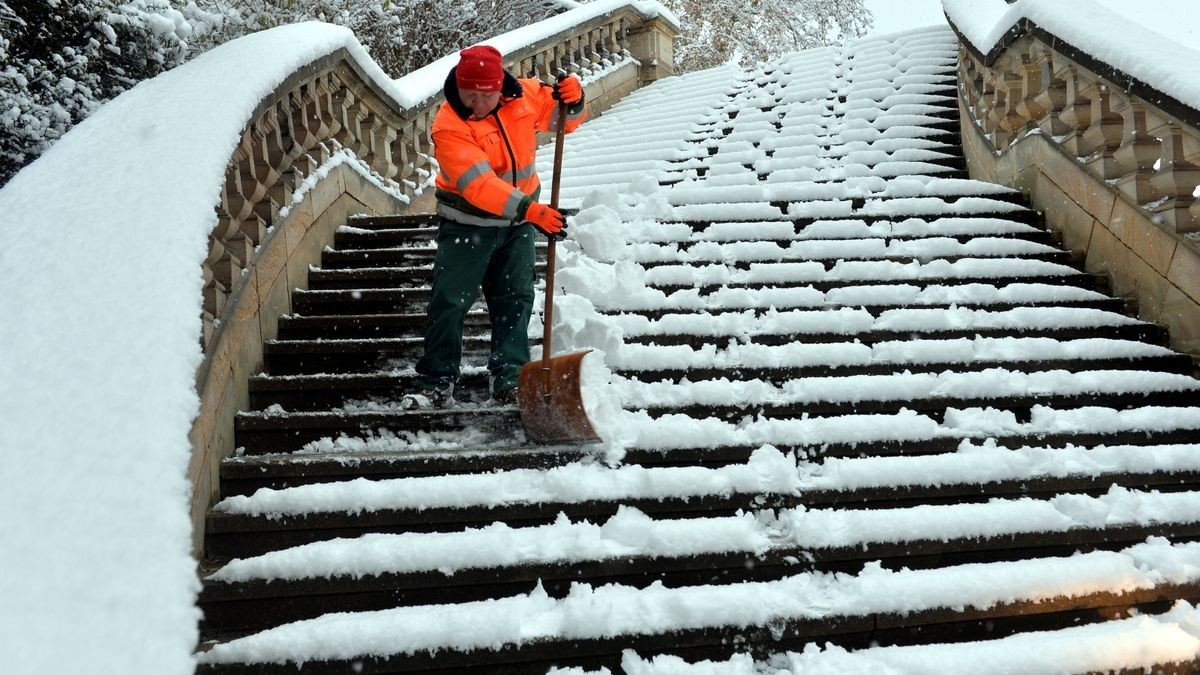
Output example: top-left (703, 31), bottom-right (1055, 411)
top-left (943, 0), bottom-right (1200, 113)
top-left (0, 21), bottom-right (381, 675)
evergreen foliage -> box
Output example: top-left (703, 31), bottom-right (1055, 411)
top-left (0, 0), bottom-right (207, 184)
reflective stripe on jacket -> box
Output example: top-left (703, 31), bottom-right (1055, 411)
top-left (433, 69), bottom-right (587, 226)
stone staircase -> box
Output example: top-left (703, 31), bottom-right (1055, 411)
top-left (195, 27), bottom-right (1200, 673)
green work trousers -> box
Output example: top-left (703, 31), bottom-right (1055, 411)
top-left (414, 219), bottom-right (536, 395)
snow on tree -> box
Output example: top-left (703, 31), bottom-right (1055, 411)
top-left (0, 0), bottom-right (565, 187)
top-left (661, 0), bottom-right (872, 71)
top-left (0, 0), bottom-right (221, 185)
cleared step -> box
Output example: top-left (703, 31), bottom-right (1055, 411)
top-left (261, 335), bottom-right (528, 376)
top-left (234, 407), bottom-right (523, 455)
top-left (307, 263), bottom-right (547, 291)
top-left (275, 311), bottom-right (490, 341)
top-left (346, 214), bottom-right (442, 230)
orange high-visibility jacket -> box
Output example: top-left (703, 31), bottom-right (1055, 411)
top-left (433, 69), bottom-right (587, 227)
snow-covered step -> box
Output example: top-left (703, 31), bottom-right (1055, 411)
top-left (200, 487), bottom-right (1200, 633)
top-left (218, 443), bottom-right (596, 497)
top-left (598, 285), bottom-right (1121, 314)
top-left (607, 605), bottom-right (1200, 675)
top-left (628, 238), bottom-right (1065, 266)
top-left (195, 540), bottom-right (1200, 673)
top-left (664, 195), bottom-right (1029, 224)
top-left (205, 441), bottom-right (1200, 560)
top-left (618, 368), bottom-right (1200, 420)
top-left (613, 337), bottom-right (1189, 382)
top-left (619, 405), bottom-right (1200, 460)
top-left (617, 306), bottom-right (1163, 344)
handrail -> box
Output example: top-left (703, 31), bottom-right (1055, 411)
top-left (950, 17), bottom-right (1200, 235)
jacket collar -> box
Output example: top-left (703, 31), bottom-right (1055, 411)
top-left (443, 68), bottom-right (523, 120)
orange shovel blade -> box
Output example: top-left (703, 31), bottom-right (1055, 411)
top-left (517, 350), bottom-right (601, 444)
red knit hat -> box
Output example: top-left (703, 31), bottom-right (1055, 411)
top-left (456, 45), bottom-right (504, 92)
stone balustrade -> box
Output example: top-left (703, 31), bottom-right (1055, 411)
top-left (951, 20), bottom-right (1200, 365)
top-left (188, 5), bottom-right (677, 554)
top-left (958, 33), bottom-right (1200, 235)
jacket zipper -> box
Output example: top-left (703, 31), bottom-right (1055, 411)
top-left (491, 111), bottom-right (519, 187)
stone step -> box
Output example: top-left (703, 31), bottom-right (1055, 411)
top-left (199, 518), bottom-right (1200, 635)
top-left (638, 389), bottom-right (1197, 424)
top-left (204, 465), bottom-right (1200, 560)
top-left (261, 335), bottom-right (514, 376)
top-left (234, 407), bottom-right (524, 455)
top-left (276, 311), bottom-right (487, 341)
top-left (219, 444), bottom-right (595, 497)
top-left (604, 297), bottom-right (1125, 317)
top-left (625, 323), bottom-right (1169, 347)
top-left (290, 275), bottom-right (1105, 319)
top-left (246, 350), bottom-right (1188, 412)
top-left (646, 272), bottom-right (1106, 295)
top-left (306, 263), bottom-right (547, 291)
top-left (218, 436), bottom-right (1200, 496)
top-left (194, 557), bottom-right (1200, 673)
top-left (345, 213), bottom-right (442, 230)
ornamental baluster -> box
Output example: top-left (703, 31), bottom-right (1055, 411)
top-left (1081, 86), bottom-right (1124, 179)
top-left (1057, 70), bottom-right (1095, 157)
top-left (208, 223), bottom-right (245, 292)
top-left (1149, 122), bottom-right (1200, 233)
top-left (995, 71), bottom-right (1026, 148)
top-left (314, 74), bottom-right (342, 140)
top-left (221, 155), bottom-right (256, 224)
top-left (1114, 102), bottom-right (1163, 205)
top-left (1033, 64), bottom-right (1067, 137)
top-left (332, 89), bottom-right (363, 157)
top-left (1014, 52), bottom-right (1047, 131)
top-left (977, 73), bottom-right (998, 138)
top-left (372, 120), bottom-right (400, 180)
top-left (391, 128), bottom-right (413, 186)
top-left (279, 96), bottom-right (306, 164)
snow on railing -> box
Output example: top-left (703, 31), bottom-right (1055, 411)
top-left (945, 0), bottom-right (1200, 235)
top-left (203, 0), bottom-right (677, 348)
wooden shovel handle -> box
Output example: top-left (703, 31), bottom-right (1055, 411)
top-left (541, 102), bottom-right (569, 372)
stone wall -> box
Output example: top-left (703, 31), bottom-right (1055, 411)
top-left (953, 24), bottom-right (1200, 366)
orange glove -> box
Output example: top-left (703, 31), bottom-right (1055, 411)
top-left (552, 74), bottom-right (583, 105)
top-left (523, 201), bottom-right (567, 239)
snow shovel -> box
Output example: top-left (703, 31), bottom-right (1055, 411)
top-left (517, 101), bottom-right (601, 444)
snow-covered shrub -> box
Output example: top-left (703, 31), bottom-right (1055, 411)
top-left (0, 0), bottom-right (223, 185)
top-left (0, 0), bottom-right (565, 187)
top-left (663, 0), bottom-right (873, 71)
